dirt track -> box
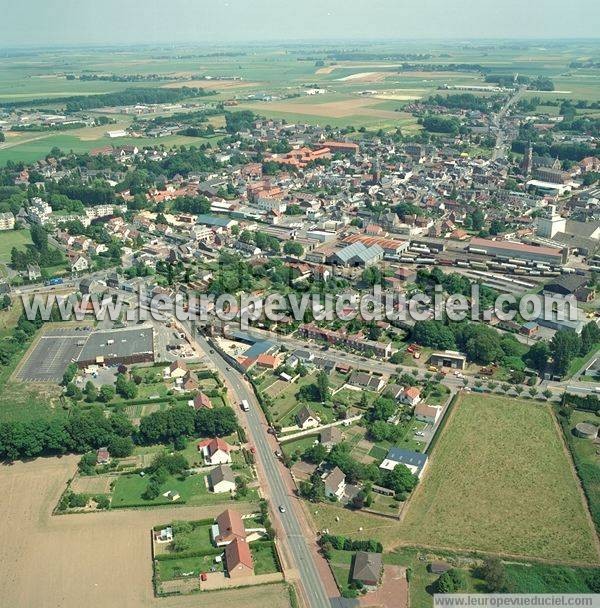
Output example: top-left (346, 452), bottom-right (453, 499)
top-left (0, 456), bottom-right (290, 608)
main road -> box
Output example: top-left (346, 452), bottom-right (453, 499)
top-left (185, 325), bottom-right (335, 608)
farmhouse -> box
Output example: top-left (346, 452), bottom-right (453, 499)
top-left (198, 437), bottom-right (232, 465)
top-left (212, 509), bottom-right (247, 547)
top-left (380, 447), bottom-right (428, 479)
top-left (208, 464), bottom-right (237, 494)
top-left (351, 551), bottom-right (383, 588)
top-left (225, 538), bottom-right (254, 579)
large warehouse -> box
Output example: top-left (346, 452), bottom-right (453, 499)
top-left (76, 325), bottom-right (155, 368)
top-left (469, 237), bottom-right (566, 265)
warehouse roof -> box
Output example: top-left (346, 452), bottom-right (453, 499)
top-left (77, 326), bottom-right (154, 363)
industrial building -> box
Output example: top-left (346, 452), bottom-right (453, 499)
top-left (76, 325), bottom-right (155, 368)
top-left (469, 237), bottom-right (566, 265)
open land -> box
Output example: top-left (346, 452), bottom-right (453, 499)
top-left (0, 456), bottom-right (289, 608)
top-left (309, 394), bottom-right (600, 565)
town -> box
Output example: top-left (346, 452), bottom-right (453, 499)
top-left (0, 20), bottom-right (599, 608)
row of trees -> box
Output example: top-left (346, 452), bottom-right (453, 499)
top-left (0, 402), bottom-right (238, 461)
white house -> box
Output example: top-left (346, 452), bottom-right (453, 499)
top-left (296, 405), bottom-right (320, 430)
top-left (208, 464), bottom-right (237, 494)
top-left (322, 467), bottom-right (346, 500)
top-left (165, 359), bottom-right (188, 379)
top-left (414, 403), bottom-right (442, 425)
top-left (400, 386), bottom-right (422, 407)
top-left (198, 438), bottom-right (232, 466)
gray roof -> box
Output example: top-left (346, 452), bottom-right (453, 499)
top-left (77, 326), bottom-right (154, 363)
top-left (352, 551), bottom-right (382, 584)
top-left (323, 466), bottom-right (346, 493)
top-left (333, 242), bottom-right (384, 264)
top-left (544, 274), bottom-right (588, 294)
top-left (386, 448), bottom-right (428, 474)
top-left (209, 464), bottom-right (235, 485)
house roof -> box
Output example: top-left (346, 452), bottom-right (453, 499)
top-left (206, 437), bottom-right (231, 455)
top-left (386, 448), bottom-right (428, 472)
top-left (414, 403), bottom-right (440, 418)
top-left (320, 426), bottom-right (342, 444)
top-left (323, 466), bottom-right (346, 493)
top-left (192, 391), bottom-right (213, 410)
top-left (403, 386), bottom-right (421, 399)
top-left (297, 405), bottom-right (316, 425)
top-left (225, 538), bottom-right (254, 571)
top-left (209, 464), bottom-right (236, 486)
top-left (352, 551), bottom-right (382, 583)
top-left (216, 509), bottom-right (246, 541)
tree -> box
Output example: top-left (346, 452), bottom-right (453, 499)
top-left (382, 464), bottom-right (418, 496)
top-left (528, 387), bottom-right (538, 398)
top-left (481, 557), bottom-right (507, 592)
top-left (435, 569), bottom-right (467, 593)
top-left (98, 384), bottom-right (115, 403)
top-left (115, 373), bottom-right (137, 400)
top-left (472, 209), bottom-right (485, 231)
top-left (316, 371), bottom-right (330, 402)
top-left (550, 330), bottom-right (581, 376)
top-left (526, 342), bottom-right (550, 375)
top-left (62, 362), bottom-right (78, 386)
top-left (84, 381), bottom-right (98, 403)
top-left (580, 321), bottom-right (600, 356)
top-left (108, 435), bottom-right (134, 458)
top-left (542, 389), bottom-right (553, 400)
top-left (303, 443), bottom-right (328, 464)
top-left (299, 471), bottom-right (326, 502)
top-left (283, 241), bottom-right (304, 257)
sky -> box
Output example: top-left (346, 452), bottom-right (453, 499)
top-left (3, 0), bottom-right (600, 47)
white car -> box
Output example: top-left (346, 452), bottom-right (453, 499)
top-left (278, 505), bottom-right (286, 513)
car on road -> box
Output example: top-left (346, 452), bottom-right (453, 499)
top-left (278, 505), bottom-right (286, 513)
top-left (209, 349), bottom-right (214, 354)
top-left (226, 366), bottom-right (231, 371)
top-left (267, 427), bottom-right (276, 435)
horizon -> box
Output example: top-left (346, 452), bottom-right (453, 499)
top-left (5, 0), bottom-right (600, 47)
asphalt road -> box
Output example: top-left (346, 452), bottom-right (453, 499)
top-left (191, 330), bottom-right (333, 608)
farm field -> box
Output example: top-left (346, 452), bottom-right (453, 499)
top-left (309, 394), bottom-right (600, 565)
top-left (0, 455), bottom-right (287, 608)
top-left (400, 394), bottom-right (599, 563)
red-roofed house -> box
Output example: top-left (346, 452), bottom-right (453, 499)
top-left (400, 386), bottom-right (422, 407)
top-left (190, 391), bottom-right (213, 411)
top-left (213, 509), bottom-right (246, 546)
top-left (255, 353), bottom-right (281, 369)
top-left (198, 437), bottom-right (232, 465)
top-left (225, 538), bottom-right (254, 579)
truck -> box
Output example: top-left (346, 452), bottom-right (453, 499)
top-left (241, 399), bottom-right (250, 412)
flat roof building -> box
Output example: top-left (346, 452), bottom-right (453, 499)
top-left (76, 326), bottom-right (154, 368)
top-left (469, 237), bottom-right (565, 265)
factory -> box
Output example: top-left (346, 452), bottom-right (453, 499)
top-left (468, 237), bottom-right (566, 265)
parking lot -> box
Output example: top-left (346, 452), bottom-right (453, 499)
top-left (14, 327), bottom-right (90, 383)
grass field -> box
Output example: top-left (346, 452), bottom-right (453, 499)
top-left (559, 409), bottom-right (600, 534)
top-left (0, 229), bottom-right (33, 264)
top-left (400, 394), bottom-right (599, 563)
top-left (111, 470), bottom-right (256, 508)
top-left (309, 394), bottom-right (599, 564)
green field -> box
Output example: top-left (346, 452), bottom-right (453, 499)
top-left (251, 540), bottom-right (280, 575)
top-left (560, 409), bottom-right (600, 534)
top-left (401, 394), bottom-right (599, 563)
top-left (0, 230), bottom-right (33, 264)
